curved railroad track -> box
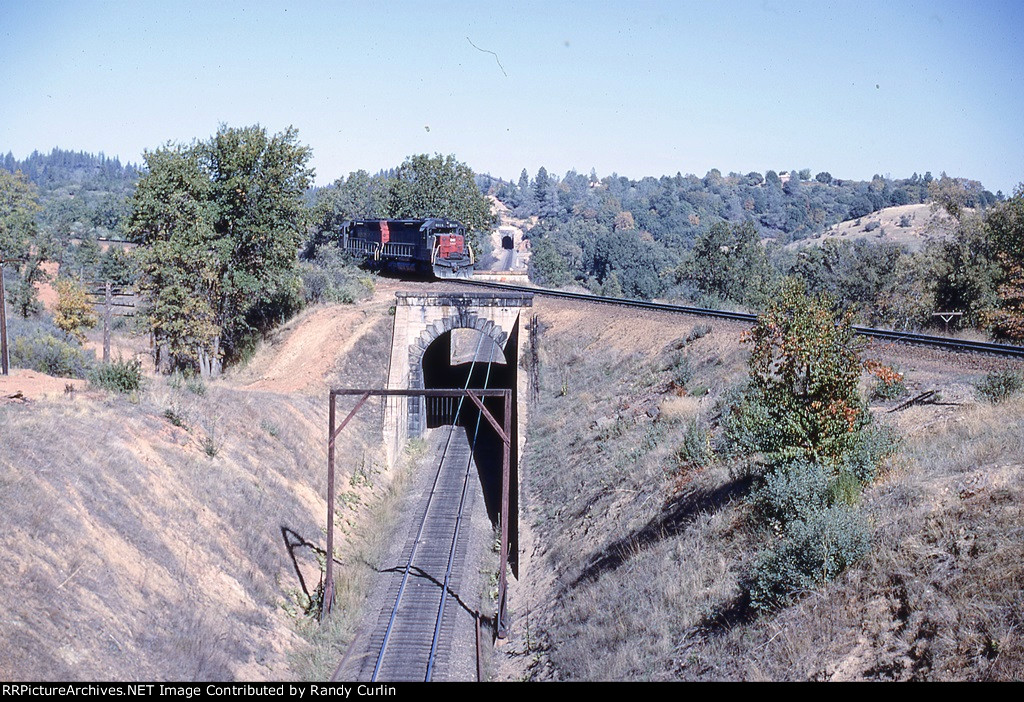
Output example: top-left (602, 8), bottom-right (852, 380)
top-left (454, 278), bottom-right (1024, 359)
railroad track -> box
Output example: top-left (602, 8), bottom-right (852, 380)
top-left (342, 340), bottom-right (495, 682)
top-left (454, 278), bottom-right (1024, 359)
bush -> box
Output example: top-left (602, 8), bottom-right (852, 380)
top-left (717, 385), bottom-right (789, 460)
top-left (675, 418), bottom-right (713, 472)
top-left (8, 318), bottom-right (95, 378)
top-left (976, 370), bottom-right (1023, 403)
top-left (686, 323), bottom-right (713, 343)
top-left (749, 459), bottom-right (829, 532)
top-left (300, 247), bottom-right (375, 305)
top-left (89, 357), bottom-right (143, 393)
top-left (670, 352), bottom-right (693, 390)
top-left (870, 376), bottom-right (906, 400)
top-left (748, 505), bottom-right (871, 612)
top-left (839, 423), bottom-right (900, 484)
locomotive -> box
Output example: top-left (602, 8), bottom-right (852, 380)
top-left (340, 218), bottom-right (475, 279)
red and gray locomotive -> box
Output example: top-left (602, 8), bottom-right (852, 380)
top-left (340, 218), bottom-right (475, 279)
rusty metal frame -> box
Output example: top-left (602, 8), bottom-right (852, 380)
top-left (323, 387), bottom-right (513, 638)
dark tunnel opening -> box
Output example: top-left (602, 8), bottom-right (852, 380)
top-left (419, 323), bottom-right (520, 575)
top-left (501, 235), bottom-right (514, 250)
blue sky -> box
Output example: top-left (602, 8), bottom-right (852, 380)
top-left (2, 0), bottom-right (1022, 192)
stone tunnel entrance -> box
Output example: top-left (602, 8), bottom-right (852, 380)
top-left (501, 235), bottom-right (514, 250)
top-left (383, 291), bottom-right (533, 574)
top-left (421, 327), bottom-right (515, 527)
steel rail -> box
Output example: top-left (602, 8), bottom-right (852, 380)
top-left (371, 330), bottom-right (490, 682)
top-left (425, 356), bottom-right (494, 680)
top-left (453, 278), bottom-right (1024, 359)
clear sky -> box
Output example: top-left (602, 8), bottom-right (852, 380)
top-left (2, 0), bottom-right (1022, 192)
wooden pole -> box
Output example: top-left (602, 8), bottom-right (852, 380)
top-left (0, 258), bottom-right (8, 376)
top-left (323, 392), bottom-right (337, 621)
top-left (103, 280), bottom-right (112, 363)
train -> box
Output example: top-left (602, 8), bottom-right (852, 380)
top-left (340, 218), bottom-right (475, 279)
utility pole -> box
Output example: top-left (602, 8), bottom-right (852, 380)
top-left (0, 253), bottom-right (23, 376)
top-left (0, 255), bottom-right (8, 376)
top-left (103, 280), bottom-right (112, 363)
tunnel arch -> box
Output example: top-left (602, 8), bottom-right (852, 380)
top-left (501, 235), bottom-right (514, 250)
top-left (406, 310), bottom-right (509, 435)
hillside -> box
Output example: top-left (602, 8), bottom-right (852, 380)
top-left (498, 297), bottom-right (1024, 681)
top-left (0, 291), bottom-right (402, 681)
top-left (785, 203), bottom-right (959, 252)
top-left (3, 279), bottom-right (1022, 681)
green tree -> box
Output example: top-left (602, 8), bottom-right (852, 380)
top-left (929, 174), bottom-right (986, 219)
top-left (984, 185), bottom-right (1024, 339)
top-left (127, 124), bottom-right (313, 375)
top-left (383, 153), bottom-right (493, 252)
top-left (54, 277), bottom-right (98, 342)
top-left (307, 169), bottom-right (387, 253)
top-left (0, 169), bottom-right (42, 256)
top-left (680, 220), bottom-right (772, 307)
top-left (0, 169), bottom-right (45, 317)
top-left (746, 277), bottom-right (867, 465)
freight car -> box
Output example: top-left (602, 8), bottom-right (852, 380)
top-left (340, 218), bottom-right (475, 279)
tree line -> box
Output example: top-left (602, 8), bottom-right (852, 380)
top-left (1, 128), bottom-right (494, 377)
top-left (3, 128), bottom-right (1021, 379)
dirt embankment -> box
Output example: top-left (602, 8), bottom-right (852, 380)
top-left (498, 297), bottom-right (1024, 681)
top-left (0, 290), bottom-right (401, 681)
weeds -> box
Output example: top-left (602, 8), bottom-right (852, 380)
top-left (186, 375), bottom-right (207, 396)
top-left (89, 357), bottom-right (143, 394)
top-left (976, 370), bottom-right (1023, 403)
top-left (164, 407), bottom-right (188, 429)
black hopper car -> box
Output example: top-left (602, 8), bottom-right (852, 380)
top-left (340, 218), bottom-right (475, 279)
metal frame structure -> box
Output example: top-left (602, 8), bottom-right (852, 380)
top-left (323, 387), bottom-right (514, 638)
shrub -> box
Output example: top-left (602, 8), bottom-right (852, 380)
top-left (748, 505), bottom-right (871, 612)
top-left (164, 407), bottom-right (188, 428)
top-left (864, 221), bottom-right (880, 232)
top-left (745, 278), bottom-right (867, 466)
top-left (9, 318), bottom-right (94, 378)
top-left (89, 357), bottom-right (143, 394)
top-left (300, 247), bottom-right (375, 305)
top-left (717, 385), bottom-right (789, 460)
top-left (867, 362), bottom-right (906, 400)
top-left (976, 370), bottom-right (1023, 403)
top-left (686, 323), bottom-right (713, 343)
top-left (839, 423), bottom-right (900, 484)
top-left (185, 375), bottom-right (207, 396)
top-left (749, 459), bottom-right (829, 532)
top-left (675, 418), bottom-right (713, 472)
top-left (670, 352), bottom-right (693, 390)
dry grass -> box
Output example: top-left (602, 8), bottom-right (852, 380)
top-left (0, 307), bottom-right (399, 681)
top-left (500, 305), bottom-right (1024, 681)
top-left (786, 203), bottom-right (958, 253)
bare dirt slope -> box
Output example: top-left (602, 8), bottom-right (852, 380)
top-left (1, 369), bottom-right (86, 403)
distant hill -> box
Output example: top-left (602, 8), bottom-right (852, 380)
top-left (2, 148), bottom-right (138, 201)
top-left (784, 203), bottom-right (960, 252)
top-left (2, 148), bottom-right (141, 253)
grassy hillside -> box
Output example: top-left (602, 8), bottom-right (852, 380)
top-left (0, 300), bottom-right (399, 681)
top-left (785, 203), bottom-right (959, 252)
top-left (500, 300), bottom-right (1024, 681)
